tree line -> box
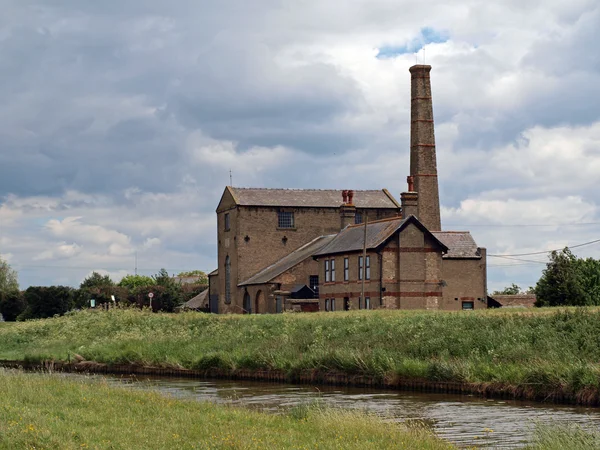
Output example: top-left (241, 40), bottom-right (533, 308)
top-left (0, 264), bottom-right (208, 321)
top-left (492, 248), bottom-right (600, 307)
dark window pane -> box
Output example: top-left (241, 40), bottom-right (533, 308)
top-left (278, 211), bottom-right (295, 228)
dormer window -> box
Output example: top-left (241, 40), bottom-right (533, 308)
top-left (278, 211), bottom-right (295, 229)
top-left (355, 212), bottom-right (363, 224)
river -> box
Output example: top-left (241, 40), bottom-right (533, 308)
top-left (81, 374), bottom-right (600, 448)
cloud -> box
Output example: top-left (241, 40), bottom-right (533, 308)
top-left (0, 0), bottom-right (599, 291)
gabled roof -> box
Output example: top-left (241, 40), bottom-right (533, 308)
top-left (239, 235), bottom-right (336, 286)
top-left (431, 231), bottom-right (481, 259)
top-left (223, 187), bottom-right (400, 209)
top-left (313, 215), bottom-right (448, 257)
top-left (208, 269), bottom-right (218, 277)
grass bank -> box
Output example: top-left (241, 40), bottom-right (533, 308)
top-left (0, 369), bottom-right (452, 449)
top-left (2, 308), bottom-right (600, 403)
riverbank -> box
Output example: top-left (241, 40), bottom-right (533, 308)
top-left (0, 369), bottom-right (452, 449)
top-left (2, 308), bottom-right (600, 404)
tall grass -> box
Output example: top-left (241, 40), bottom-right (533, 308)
top-left (525, 422), bottom-right (600, 450)
top-left (2, 307), bottom-right (600, 399)
top-left (0, 369), bottom-right (453, 449)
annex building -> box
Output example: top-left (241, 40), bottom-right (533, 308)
top-left (208, 65), bottom-right (487, 314)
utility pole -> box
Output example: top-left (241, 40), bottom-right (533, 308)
top-left (361, 212), bottom-right (368, 306)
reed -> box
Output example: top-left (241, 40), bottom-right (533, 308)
top-left (0, 369), bottom-right (452, 449)
top-left (2, 307), bottom-right (600, 401)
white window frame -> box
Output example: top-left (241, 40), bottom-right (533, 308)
top-left (277, 211), bottom-right (295, 229)
top-left (358, 256), bottom-right (363, 280)
top-left (344, 257), bottom-right (349, 281)
top-left (365, 297), bottom-right (371, 310)
top-left (331, 259), bottom-right (336, 282)
top-left (325, 260), bottom-right (330, 283)
top-left (366, 256), bottom-right (371, 280)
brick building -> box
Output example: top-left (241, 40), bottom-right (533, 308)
top-left (208, 64), bottom-right (487, 313)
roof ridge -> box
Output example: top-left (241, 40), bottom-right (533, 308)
top-left (231, 187), bottom-right (386, 192)
top-left (433, 230), bottom-right (471, 234)
top-left (346, 215), bottom-right (403, 228)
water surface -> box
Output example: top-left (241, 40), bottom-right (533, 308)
top-left (96, 375), bottom-right (600, 448)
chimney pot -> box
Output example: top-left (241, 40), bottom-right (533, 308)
top-left (347, 190), bottom-right (354, 205)
top-left (342, 190), bottom-right (348, 204)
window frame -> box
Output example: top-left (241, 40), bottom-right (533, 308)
top-left (366, 256), bottom-right (371, 280)
top-left (355, 212), bottom-right (363, 225)
top-left (277, 211), bottom-right (295, 229)
top-left (343, 257), bottom-right (349, 281)
top-left (365, 296), bottom-right (371, 310)
top-left (325, 298), bottom-right (330, 312)
top-left (224, 213), bottom-right (230, 231)
top-left (225, 255), bottom-right (231, 304)
top-left (358, 256), bottom-right (363, 280)
top-left (462, 301), bottom-right (474, 310)
top-left (331, 298), bottom-right (336, 311)
top-left (325, 260), bottom-right (330, 283)
top-left (330, 259), bottom-right (336, 282)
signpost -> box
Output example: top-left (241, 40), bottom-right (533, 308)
top-left (148, 292), bottom-right (154, 310)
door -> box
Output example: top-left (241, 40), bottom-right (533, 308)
top-left (243, 291), bottom-right (252, 314)
top-left (344, 297), bottom-right (350, 311)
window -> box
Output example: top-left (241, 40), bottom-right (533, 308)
top-left (355, 212), bottom-right (363, 225)
top-left (325, 299), bottom-right (330, 312)
top-left (278, 211), bottom-right (294, 228)
top-left (331, 298), bottom-right (336, 311)
top-left (330, 259), bottom-right (336, 282)
top-left (309, 275), bottom-right (319, 297)
top-left (365, 297), bottom-right (371, 310)
top-left (358, 296), bottom-right (362, 310)
top-left (224, 213), bottom-right (230, 231)
top-left (325, 260), bottom-right (330, 283)
top-left (366, 256), bottom-right (371, 280)
top-left (462, 301), bottom-right (474, 310)
top-left (358, 256), bottom-right (363, 280)
top-left (344, 258), bottom-right (349, 281)
top-left (225, 256), bottom-right (231, 304)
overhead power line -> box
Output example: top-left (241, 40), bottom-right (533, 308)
top-left (488, 238), bottom-right (600, 257)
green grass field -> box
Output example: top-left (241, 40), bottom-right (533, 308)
top-left (0, 369), bottom-right (453, 449)
top-left (2, 307), bottom-right (600, 401)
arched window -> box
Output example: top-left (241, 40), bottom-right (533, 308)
top-left (225, 255), bottom-right (231, 304)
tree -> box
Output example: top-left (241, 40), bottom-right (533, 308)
top-left (0, 291), bottom-right (25, 321)
top-left (176, 270), bottom-right (208, 284)
top-left (80, 272), bottom-right (114, 289)
top-left (19, 286), bottom-right (74, 320)
top-left (118, 274), bottom-right (154, 290)
top-left (0, 257), bottom-right (19, 294)
top-left (535, 248), bottom-right (593, 307)
top-left (492, 283), bottom-right (522, 296)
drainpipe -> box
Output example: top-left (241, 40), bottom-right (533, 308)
top-left (378, 250), bottom-right (383, 307)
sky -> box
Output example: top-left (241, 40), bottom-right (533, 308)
top-left (1, 0), bottom-right (599, 291)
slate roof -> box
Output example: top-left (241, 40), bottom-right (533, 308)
top-left (228, 187), bottom-right (400, 209)
top-left (239, 235), bottom-right (336, 286)
top-left (313, 215), bottom-right (448, 257)
top-left (490, 294), bottom-right (537, 308)
top-left (431, 231), bottom-right (481, 259)
top-left (181, 289), bottom-right (208, 310)
top-left (208, 269), bottom-right (218, 277)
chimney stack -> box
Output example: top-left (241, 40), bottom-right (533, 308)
top-left (340, 190), bottom-right (356, 229)
top-left (401, 176), bottom-right (419, 218)
top-left (409, 65), bottom-right (441, 231)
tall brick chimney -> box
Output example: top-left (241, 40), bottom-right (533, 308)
top-left (409, 65), bottom-right (441, 231)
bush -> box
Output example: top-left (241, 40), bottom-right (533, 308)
top-left (18, 286), bottom-right (74, 320)
top-left (0, 291), bottom-right (25, 321)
